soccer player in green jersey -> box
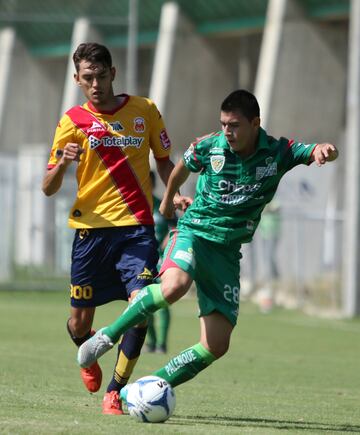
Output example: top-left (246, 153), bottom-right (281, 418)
top-left (77, 89), bottom-right (338, 393)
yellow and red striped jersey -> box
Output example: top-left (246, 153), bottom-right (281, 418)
top-left (47, 94), bottom-right (172, 228)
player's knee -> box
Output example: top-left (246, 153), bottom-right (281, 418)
top-left (203, 338), bottom-right (230, 359)
top-left (160, 269), bottom-right (192, 304)
top-left (161, 280), bottom-right (189, 304)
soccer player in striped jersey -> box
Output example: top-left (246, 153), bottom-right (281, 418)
top-left (42, 42), bottom-right (190, 414)
top-left (77, 89), bottom-right (338, 397)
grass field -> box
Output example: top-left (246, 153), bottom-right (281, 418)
top-left (0, 290), bottom-right (359, 435)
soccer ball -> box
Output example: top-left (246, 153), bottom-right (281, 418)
top-left (126, 375), bottom-right (176, 423)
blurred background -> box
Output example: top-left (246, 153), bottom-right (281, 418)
top-left (0, 0), bottom-right (358, 317)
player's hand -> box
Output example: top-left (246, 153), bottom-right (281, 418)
top-left (59, 143), bottom-right (84, 166)
top-left (312, 143), bottom-right (338, 166)
top-left (173, 194), bottom-right (193, 213)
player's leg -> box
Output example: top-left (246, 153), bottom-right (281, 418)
top-left (144, 313), bottom-right (156, 352)
top-left (152, 311), bottom-right (233, 387)
top-left (78, 230), bottom-right (194, 367)
top-left (103, 291), bottom-right (149, 415)
top-left (156, 307), bottom-right (170, 353)
top-left (70, 227), bottom-right (119, 394)
top-left (80, 269), bottom-right (192, 367)
top-left (67, 306), bottom-right (95, 339)
top-left (146, 237), bottom-right (240, 388)
top-left (67, 306), bottom-right (103, 393)
top-left (103, 322), bottom-right (148, 415)
top-left (103, 225), bottom-right (163, 415)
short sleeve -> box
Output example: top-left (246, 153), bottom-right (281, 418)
top-left (148, 99), bottom-right (171, 160)
top-left (282, 138), bottom-right (317, 169)
top-left (47, 114), bottom-right (76, 169)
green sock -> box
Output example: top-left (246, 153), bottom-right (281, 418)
top-left (157, 307), bottom-right (170, 348)
top-left (103, 284), bottom-right (168, 343)
top-left (153, 343), bottom-right (216, 388)
top-left (146, 314), bottom-right (156, 349)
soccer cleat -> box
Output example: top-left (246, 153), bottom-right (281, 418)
top-left (80, 361), bottom-right (102, 393)
top-left (102, 391), bottom-right (124, 415)
top-left (77, 328), bottom-right (114, 368)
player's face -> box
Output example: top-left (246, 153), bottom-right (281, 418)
top-left (220, 111), bottom-right (260, 156)
top-left (74, 60), bottom-right (115, 106)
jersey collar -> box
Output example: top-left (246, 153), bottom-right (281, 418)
top-left (220, 127), bottom-right (269, 155)
top-left (86, 94), bottom-right (129, 115)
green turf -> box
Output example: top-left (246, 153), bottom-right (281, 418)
top-left (0, 290), bottom-right (359, 434)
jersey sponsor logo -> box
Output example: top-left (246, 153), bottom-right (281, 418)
top-left (218, 180), bottom-right (261, 193)
top-left (210, 147), bottom-right (225, 154)
top-left (137, 267), bottom-right (153, 280)
top-left (218, 180), bottom-right (262, 205)
top-left (88, 120), bottom-right (107, 133)
top-left (134, 117), bottom-right (145, 133)
top-left (89, 135), bottom-right (102, 149)
top-left (89, 134), bottom-right (144, 150)
top-left (160, 129), bottom-right (171, 150)
top-left (109, 121), bottom-right (124, 132)
top-left (174, 249), bottom-right (194, 266)
top-left (210, 155), bottom-right (225, 173)
top-left (256, 157), bottom-right (277, 180)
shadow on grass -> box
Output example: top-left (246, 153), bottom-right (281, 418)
top-left (168, 414), bottom-right (360, 432)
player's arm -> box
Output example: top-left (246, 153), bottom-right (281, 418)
top-left (156, 158), bottom-right (192, 213)
top-left (310, 143), bottom-right (338, 166)
top-left (160, 159), bottom-right (191, 219)
top-left (42, 142), bottom-right (83, 196)
top-left (155, 157), bottom-right (175, 186)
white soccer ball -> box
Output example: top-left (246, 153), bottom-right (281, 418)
top-left (126, 375), bottom-right (176, 423)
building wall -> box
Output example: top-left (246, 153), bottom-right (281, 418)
top-left (1, 40), bottom-right (66, 153)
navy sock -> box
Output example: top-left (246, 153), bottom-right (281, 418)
top-left (107, 326), bottom-right (147, 393)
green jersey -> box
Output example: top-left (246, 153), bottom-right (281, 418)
top-left (179, 127), bottom-right (316, 246)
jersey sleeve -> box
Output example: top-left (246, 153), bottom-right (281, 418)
top-left (148, 99), bottom-right (171, 160)
top-left (182, 135), bottom-right (210, 173)
top-left (47, 114), bottom-right (76, 169)
top-left (282, 138), bottom-right (317, 169)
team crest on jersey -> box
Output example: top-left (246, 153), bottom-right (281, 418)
top-left (210, 155), bottom-right (225, 173)
top-left (134, 117), bottom-right (145, 133)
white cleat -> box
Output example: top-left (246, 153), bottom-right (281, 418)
top-left (77, 328), bottom-right (114, 368)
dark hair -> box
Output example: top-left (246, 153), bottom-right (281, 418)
top-left (73, 42), bottom-right (113, 72)
top-left (221, 89), bottom-right (260, 121)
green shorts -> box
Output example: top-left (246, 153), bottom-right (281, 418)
top-left (160, 229), bottom-right (242, 326)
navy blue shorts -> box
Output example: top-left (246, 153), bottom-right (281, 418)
top-left (70, 226), bottom-right (159, 307)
